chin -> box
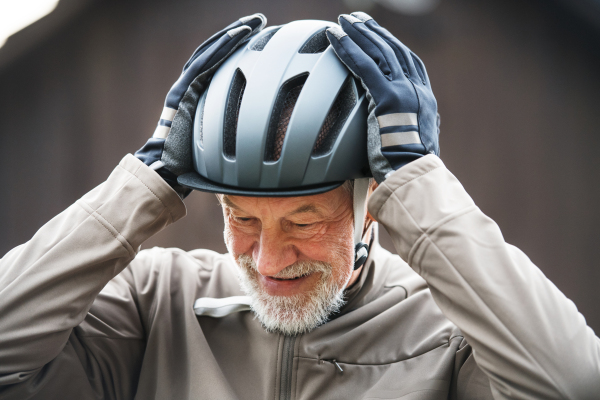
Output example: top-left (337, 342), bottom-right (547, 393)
top-left (235, 254), bottom-right (352, 335)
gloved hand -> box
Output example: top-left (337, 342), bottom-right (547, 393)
top-left (326, 12), bottom-right (440, 184)
top-left (135, 14), bottom-right (266, 197)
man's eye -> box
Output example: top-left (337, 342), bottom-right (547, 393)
top-left (233, 216), bottom-right (254, 223)
top-left (294, 223), bottom-right (314, 228)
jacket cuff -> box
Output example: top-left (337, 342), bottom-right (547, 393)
top-left (120, 154), bottom-right (186, 217)
top-left (367, 155), bottom-right (476, 266)
top-left (76, 154), bottom-right (186, 250)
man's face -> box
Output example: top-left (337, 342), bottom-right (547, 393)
top-left (221, 186), bottom-right (359, 335)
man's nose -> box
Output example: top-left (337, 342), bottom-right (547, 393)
top-left (253, 228), bottom-right (297, 276)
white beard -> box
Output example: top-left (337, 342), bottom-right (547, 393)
top-left (235, 254), bottom-right (352, 335)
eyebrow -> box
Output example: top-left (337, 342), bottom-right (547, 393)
top-left (221, 195), bottom-right (323, 217)
top-left (220, 195), bottom-right (241, 210)
top-left (288, 204), bottom-right (321, 216)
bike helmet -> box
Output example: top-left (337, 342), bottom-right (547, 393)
top-left (178, 19), bottom-right (372, 269)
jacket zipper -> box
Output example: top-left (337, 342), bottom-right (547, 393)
top-left (279, 335), bottom-right (296, 400)
top-left (327, 359), bottom-right (344, 373)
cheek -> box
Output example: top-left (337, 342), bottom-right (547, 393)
top-left (327, 222), bottom-right (356, 279)
top-left (326, 234), bottom-right (355, 286)
top-left (298, 222), bottom-right (355, 266)
top-left (223, 223), bottom-right (256, 256)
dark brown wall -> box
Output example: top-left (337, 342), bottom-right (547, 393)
top-left (2, 0), bottom-right (600, 332)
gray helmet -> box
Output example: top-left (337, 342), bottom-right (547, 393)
top-left (177, 19), bottom-right (370, 197)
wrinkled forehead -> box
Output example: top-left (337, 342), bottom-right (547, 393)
top-left (218, 186), bottom-right (352, 216)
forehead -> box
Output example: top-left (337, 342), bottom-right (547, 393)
top-left (220, 186), bottom-right (351, 216)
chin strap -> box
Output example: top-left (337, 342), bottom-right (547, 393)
top-left (353, 178), bottom-right (371, 270)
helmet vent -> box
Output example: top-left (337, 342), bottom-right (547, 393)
top-left (223, 69), bottom-right (246, 160)
top-left (299, 29), bottom-right (330, 54)
top-left (251, 28), bottom-right (280, 51)
top-left (312, 77), bottom-right (357, 157)
top-left (265, 73), bottom-right (309, 162)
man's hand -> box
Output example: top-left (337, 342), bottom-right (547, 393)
top-left (135, 14), bottom-right (266, 197)
top-left (326, 12), bottom-right (439, 183)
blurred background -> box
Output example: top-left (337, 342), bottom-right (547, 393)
top-left (1, 0), bottom-right (600, 332)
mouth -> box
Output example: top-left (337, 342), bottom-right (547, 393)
top-left (259, 271), bottom-right (320, 296)
top-left (269, 272), bottom-right (312, 281)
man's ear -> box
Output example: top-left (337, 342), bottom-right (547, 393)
top-left (369, 180), bottom-right (379, 192)
top-left (366, 181), bottom-right (379, 222)
top-left (366, 210), bottom-right (377, 222)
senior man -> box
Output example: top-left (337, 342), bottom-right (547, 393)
top-left (0, 12), bottom-right (599, 400)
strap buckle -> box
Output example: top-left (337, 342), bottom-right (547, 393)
top-left (354, 242), bottom-right (369, 270)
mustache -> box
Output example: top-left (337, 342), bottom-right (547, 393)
top-left (236, 254), bottom-right (332, 280)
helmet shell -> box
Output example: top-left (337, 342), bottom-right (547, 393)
top-left (178, 20), bottom-right (370, 196)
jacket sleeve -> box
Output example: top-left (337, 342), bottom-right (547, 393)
top-left (368, 155), bottom-right (600, 399)
top-left (0, 154), bottom-right (186, 398)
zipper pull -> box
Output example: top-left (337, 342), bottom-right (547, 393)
top-left (331, 359), bottom-right (344, 373)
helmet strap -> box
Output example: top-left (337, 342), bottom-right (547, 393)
top-left (353, 178), bottom-right (371, 270)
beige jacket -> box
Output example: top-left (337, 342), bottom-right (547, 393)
top-left (0, 154), bottom-right (598, 399)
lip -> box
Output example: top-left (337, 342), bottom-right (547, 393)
top-left (259, 272), bottom-right (320, 296)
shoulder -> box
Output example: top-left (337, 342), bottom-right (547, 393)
top-left (117, 246), bottom-right (242, 299)
top-left (370, 242), bottom-right (428, 297)
top-left (368, 242), bottom-right (463, 345)
top-left (122, 246), bottom-right (226, 275)
top-left (90, 247), bottom-right (242, 334)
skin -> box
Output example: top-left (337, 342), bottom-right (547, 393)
top-left (221, 186), bottom-right (367, 298)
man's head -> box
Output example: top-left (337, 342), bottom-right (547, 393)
top-left (219, 183), bottom-right (364, 335)
top-left (180, 20), bottom-right (375, 334)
